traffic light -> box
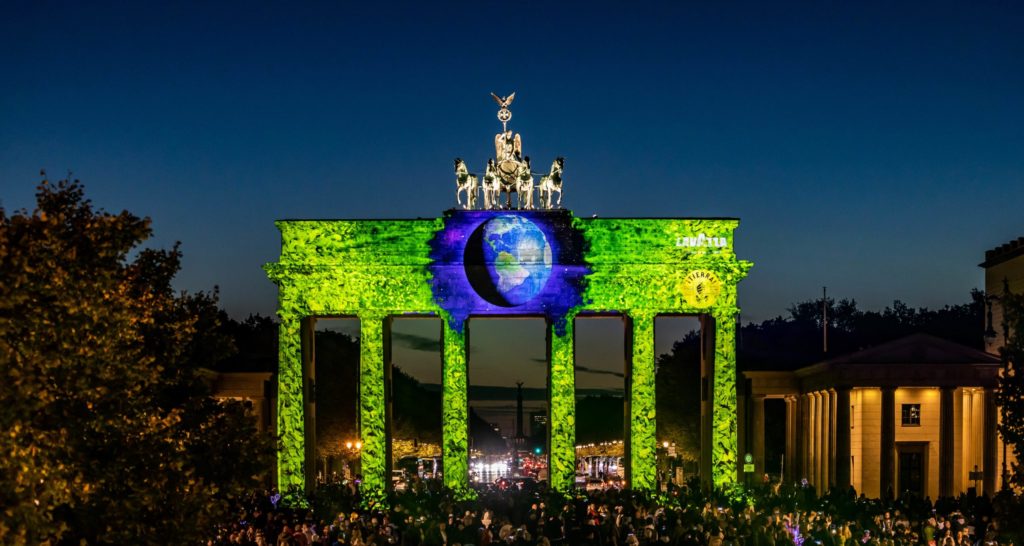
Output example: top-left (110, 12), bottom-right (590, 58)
top-left (534, 446), bottom-right (542, 455)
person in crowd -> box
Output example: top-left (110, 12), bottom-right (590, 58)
top-left (209, 479), bottom-right (1016, 546)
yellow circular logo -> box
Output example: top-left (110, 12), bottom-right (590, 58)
top-left (682, 270), bottom-right (722, 308)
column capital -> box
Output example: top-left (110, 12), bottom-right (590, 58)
top-left (711, 306), bottom-right (740, 322)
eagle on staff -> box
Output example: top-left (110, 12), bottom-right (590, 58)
top-left (491, 92), bottom-right (515, 109)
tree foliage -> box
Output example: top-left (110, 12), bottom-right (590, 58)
top-left (996, 291), bottom-right (1024, 488)
top-left (742, 293), bottom-right (985, 370)
top-left (0, 179), bottom-right (273, 545)
top-left (653, 294), bottom-right (986, 462)
top-left (656, 331), bottom-right (702, 462)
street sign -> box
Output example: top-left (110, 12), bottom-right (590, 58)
top-left (744, 453), bottom-right (753, 464)
top-left (969, 470), bottom-right (984, 480)
top-left (744, 463), bottom-right (755, 473)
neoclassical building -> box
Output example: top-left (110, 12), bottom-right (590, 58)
top-left (742, 236), bottom-right (1023, 500)
top-left (979, 235), bottom-right (1023, 489)
top-left (744, 334), bottom-right (1002, 499)
top-left (981, 236), bottom-right (1023, 353)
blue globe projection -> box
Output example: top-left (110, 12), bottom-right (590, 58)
top-left (465, 215), bottom-right (553, 306)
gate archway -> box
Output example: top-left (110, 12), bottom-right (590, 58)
top-left (266, 210), bottom-right (752, 498)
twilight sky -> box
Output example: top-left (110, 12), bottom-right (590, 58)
top-left (2, 2), bottom-right (1022, 388)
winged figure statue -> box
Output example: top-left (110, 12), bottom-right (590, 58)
top-left (494, 130), bottom-right (522, 163)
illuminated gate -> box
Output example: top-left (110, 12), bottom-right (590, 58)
top-left (265, 211), bottom-right (751, 498)
top-left (264, 94), bottom-right (752, 499)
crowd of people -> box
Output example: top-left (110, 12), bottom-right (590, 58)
top-left (208, 479), bottom-right (1019, 546)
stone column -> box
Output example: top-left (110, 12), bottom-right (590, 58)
top-left (711, 309), bottom-right (740, 488)
top-left (628, 312), bottom-right (657, 491)
top-left (983, 387), bottom-right (998, 496)
top-left (785, 396), bottom-right (798, 482)
top-left (358, 315), bottom-right (388, 499)
top-left (814, 391), bottom-right (824, 493)
top-left (939, 386), bottom-right (955, 498)
top-left (699, 315), bottom-right (716, 489)
top-left (823, 387), bottom-right (831, 489)
top-left (752, 394), bottom-right (766, 477)
top-left (301, 317), bottom-right (317, 493)
top-left (834, 387), bottom-right (852, 491)
top-left (276, 314), bottom-right (305, 492)
top-left (383, 317), bottom-right (394, 489)
top-left (811, 391), bottom-right (819, 489)
top-left (880, 386), bottom-right (896, 498)
top-left (442, 319), bottom-right (470, 494)
top-left (801, 394), bottom-right (810, 482)
top-left (549, 317), bottom-right (577, 493)
top-left (737, 391), bottom-right (747, 482)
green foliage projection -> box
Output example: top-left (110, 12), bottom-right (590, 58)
top-left (359, 316), bottom-right (387, 502)
top-left (442, 321), bottom-right (470, 495)
top-left (549, 319), bottom-right (577, 491)
top-left (276, 317), bottom-right (305, 492)
top-left (574, 218), bottom-right (751, 489)
top-left (267, 213), bottom-right (751, 494)
top-left (629, 313), bottom-right (657, 490)
top-left (266, 220), bottom-right (443, 496)
top-left (712, 309), bottom-right (739, 486)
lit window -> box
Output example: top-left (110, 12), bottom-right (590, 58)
top-left (901, 403), bottom-right (921, 426)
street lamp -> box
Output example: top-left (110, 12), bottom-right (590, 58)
top-left (342, 439), bottom-right (362, 480)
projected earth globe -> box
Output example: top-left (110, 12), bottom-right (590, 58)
top-left (467, 215), bottom-right (553, 306)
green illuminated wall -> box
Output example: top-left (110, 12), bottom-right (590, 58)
top-left (549, 318), bottom-right (577, 491)
top-left (628, 313), bottom-right (657, 490)
top-left (266, 213), bottom-right (751, 498)
top-left (359, 316), bottom-right (387, 501)
top-left (441, 321), bottom-right (469, 493)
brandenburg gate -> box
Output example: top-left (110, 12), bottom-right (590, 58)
top-left (265, 94), bottom-right (752, 499)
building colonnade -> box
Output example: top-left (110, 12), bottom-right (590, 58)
top-left (749, 384), bottom-right (1000, 498)
top-left (744, 334), bottom-right (1003, 499)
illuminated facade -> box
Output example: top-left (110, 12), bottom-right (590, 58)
top-left (980, 236), bottom-right (1024, 491)
top-left (981, 236), bottom-right (1023, 353)
top-left (265, 210), bottom-right (752, 499)
top-left (744, 334), bottom-right (1002, 499)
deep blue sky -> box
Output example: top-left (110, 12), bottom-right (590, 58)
top-left (2, 2), bottom-right (1022, 375)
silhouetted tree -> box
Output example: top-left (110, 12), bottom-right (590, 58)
top-left (313, 330), bottom-right (361, 461)
top-left (214, 313), bottom-right (279, 373)
top-left (0, 179), bottom-right (273, 545)
top-left (576, 394), bottom-right (624, 445)
top-left (656, 331), bottom-right (701, 461)
top-left (996, 291), bottom-right (1024, 488)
